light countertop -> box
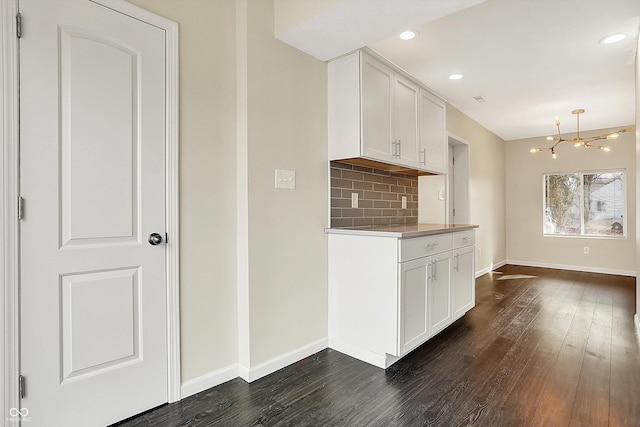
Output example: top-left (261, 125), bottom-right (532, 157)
top-left (324, 223), bottom-right (478, 239)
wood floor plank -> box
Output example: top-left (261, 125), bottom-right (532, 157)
top-left (496, 287), bottom-right (581, 425)
top-left (570, 322), bottom-right (611, 426)
top-left (113, 267), bottom-right (639, 427)
top-left (531, 295), bottom-right (596, 426)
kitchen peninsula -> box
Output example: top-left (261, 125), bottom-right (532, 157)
top-left (326, 224), bottom-right (478, 369)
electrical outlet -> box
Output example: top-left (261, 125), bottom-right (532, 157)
top-left (401, 196), bottom-right (407, 209)
top-left (351, 193), bottom-right (358, 208)
top-left (583, 246), bottom-right (589, 255)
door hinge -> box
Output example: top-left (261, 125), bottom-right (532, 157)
top-left (453, 208), bottom-right (456, 217)
top-left (165, 233), bottom-right (169, 244)
top-left (19, 375), bottom-right (26, 399)
top-left (452, 156), bottom-right (455, 165)
top-left (18, 196), bottom-right (24, 220)
top-left (16, 13), bottom-right (22, 39)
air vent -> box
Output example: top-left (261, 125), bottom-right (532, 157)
top-left (473, 95), bottom-right (487, 103)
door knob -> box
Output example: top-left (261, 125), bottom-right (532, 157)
top-left (148, 233), bottom-right (163, 246)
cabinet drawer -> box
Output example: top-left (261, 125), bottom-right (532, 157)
top-left (453, 230), bottom-right (475, 248)
top-left (400, 233), bottom-right (452, 262)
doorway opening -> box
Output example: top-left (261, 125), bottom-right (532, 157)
top-left (448, 135), bottom-right (470, 225)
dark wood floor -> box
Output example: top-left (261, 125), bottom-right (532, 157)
top-left (115, 265), bottom-right (640, 426)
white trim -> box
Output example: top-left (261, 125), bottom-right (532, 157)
top-left (634, 314), bottom-right (640, 338)
top-left (1, 0), bottom-right (19, 423)
top-left (92, 0), bottom-right (181, 404)
top-left (180, 365), bottom-right (240, 399)
top-left (183, 337), bottom-right (331, 398)
top-left (164, 24), bottom-right (181, 405)
top-left (235, 0), bottom-right (251, 374)
top-left (329, 338), bottom-right (399, 369)
top-left (241, 338), bottom-right (328, 383)
top-left (506, 259), bottom-right (636, 277)
top-left (475, 259), bottom-right (507, 278)
top-left (446, 132), bottom-right (472, 226)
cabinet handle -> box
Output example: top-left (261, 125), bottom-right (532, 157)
top-left (426, 242), bottom-right (439, 249)
top-left (455, 253), bottom-right (459, 272)
top-left (421, 148), bottom-right (426, 165)
top-left (397, 139), bottom-right (401, 158)
top-left (392, 139), bottom-right (398, 158)
top-left (433, 260), bottom-right (437, 281)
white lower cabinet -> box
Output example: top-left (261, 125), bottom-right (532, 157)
top-left (399, 257), bottom-right (430, 355)
top-left (428, 251), bottom-right (453, 337)
top-left (328, 228), bottom-right (476, 369)
top-left (399, 250), bottom-right (453, 355)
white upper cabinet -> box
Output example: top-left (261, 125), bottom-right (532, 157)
top-left (393, 74), bottom-right (420, 168)
top-left (360, 54), bottom-right (395, 163)
top-left (419, 89), bottom-right (447, 174)
top-left (329, 50), bottom-right (444, 173)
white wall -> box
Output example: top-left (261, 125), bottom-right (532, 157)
top-left (506, 128), bottom-right (636, 275)
top-left (446, 105), bottom-right (507, 274)
top-left (246, 0), bottom-right (328, 367)
top-left (128, 0), bottom-right (328, 384)
top-left (274, 0), bottom-right (340, 36)
top-left (127, 0), bottom-right (240, 383)
top-left (418, 175), bottom-right (446, 223)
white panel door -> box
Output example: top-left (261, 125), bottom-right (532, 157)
top-left (19, 0), bottom-right (167, 425)
top-left (393, 75), bottom-right (420, 168)
top-left (361, 54), bottom-right (395, 163)
top-left (429, 251), bottom-right (453, 336)
top-left (419, 89), bottom-right (446, 173)
top-left (453, 246), bottom-right (476, 320)
top-left (399, 257), bottom-right (430, 355)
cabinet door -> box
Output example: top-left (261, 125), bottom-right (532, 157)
top-left (399, 257), bottom-right (430, 355)
top-left (394, 74), bottom-right (420, 167)
top-left (429, 251), bottom-right (453, 336)
top-left (419, 89), bottom-right (446, 173)
top-left (453, 245), bottom-right (475, 320)
top-left (361, 54), bottom-right (395, 163)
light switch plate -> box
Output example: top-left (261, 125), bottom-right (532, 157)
top-left (275, 169), bottom-right (296, 189)
top-left (438, 190), bottom-right (445, 201)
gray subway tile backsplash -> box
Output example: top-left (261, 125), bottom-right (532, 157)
top-left (330, 161), bottom-right (418, 228)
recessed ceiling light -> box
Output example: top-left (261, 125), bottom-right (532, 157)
top-left (448, 74), bottom-right (463, 80)
top-left (600, 33), bottom-right (626, 44)
top-left (399, 30), bottom-right (418, 41)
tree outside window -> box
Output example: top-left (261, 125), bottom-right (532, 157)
top-left (543, 170), bottom-right (625, 237)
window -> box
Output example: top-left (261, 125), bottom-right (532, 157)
top-left (543, 170), bottom-right (625, 237)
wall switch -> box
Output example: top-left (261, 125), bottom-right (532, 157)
top-left (583, 246), bottom-right (589, 255)
top-left (438, 190), bottom-right (445, 201)
top-left (401, 196), bottom-right (407, 209)
top-left (351, 192), bottom-right (358, 208)
top-left (275, 169), bottom-right (295, 189)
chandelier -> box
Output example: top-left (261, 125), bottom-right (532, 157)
top-left (530, 109), bottom-right (631, 159)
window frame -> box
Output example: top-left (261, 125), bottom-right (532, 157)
top-left (542, 169), bottom-right (627, 239)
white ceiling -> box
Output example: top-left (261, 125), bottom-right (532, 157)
top-left (276, 0), bottom-right (640, 141)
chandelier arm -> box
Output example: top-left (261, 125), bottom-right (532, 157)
top-left (582, 136), bottom-right (605, 143)
top-left (580, 127), bottom-right (632, 142)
